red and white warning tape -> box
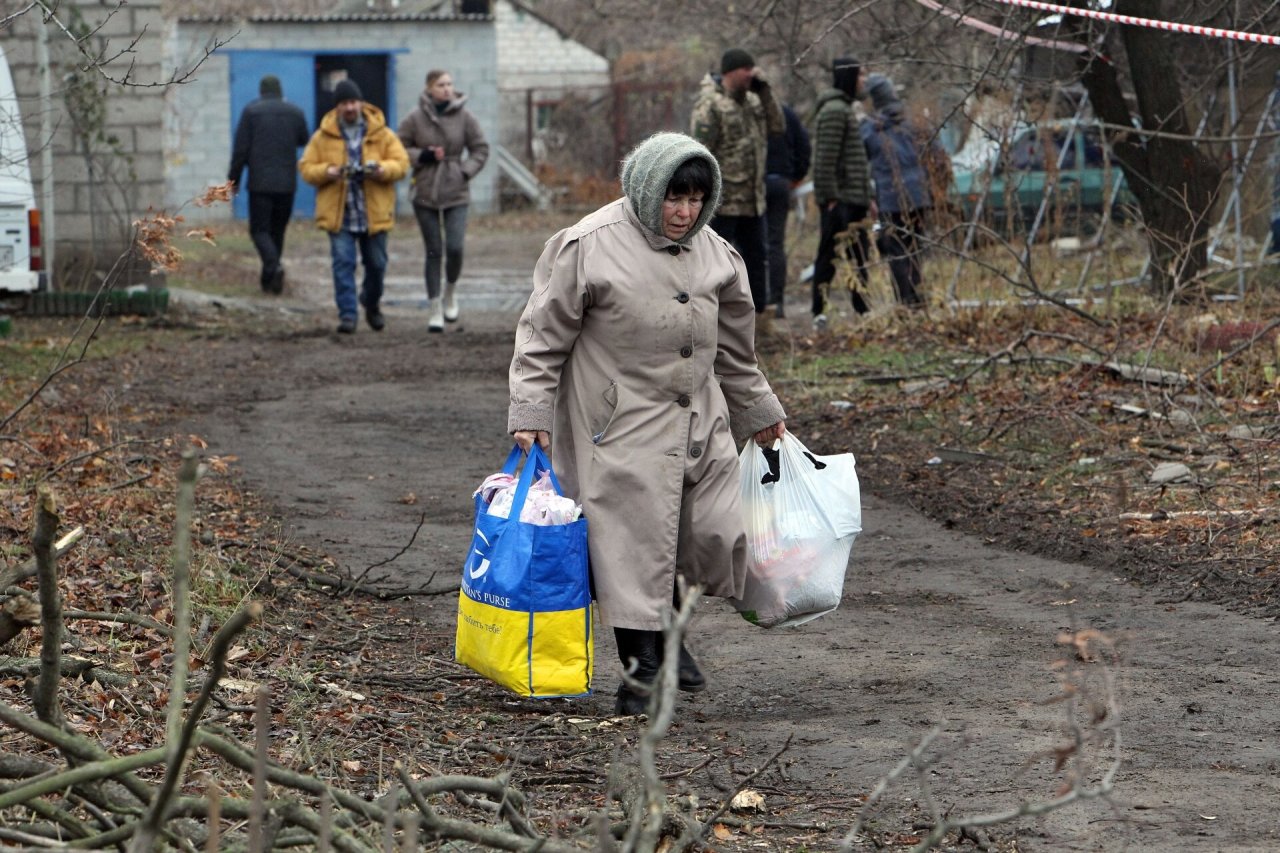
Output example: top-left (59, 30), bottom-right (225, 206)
top-left (917, 0), bottom-right (1087, 52)
top-left (989, 0), bottom-right (1280, 46)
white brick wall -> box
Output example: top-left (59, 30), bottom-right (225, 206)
top-left (495, 0), bottom-right (608, 85)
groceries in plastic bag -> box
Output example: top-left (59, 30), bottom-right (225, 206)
top-left (476, 469), bottom-right (582, 526)
top-left (730, 433), bottom-right (861, 627)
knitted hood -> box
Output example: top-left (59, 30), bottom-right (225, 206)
top-left (620, 132), bottom-right (722, 244)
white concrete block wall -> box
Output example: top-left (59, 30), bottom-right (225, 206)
top-left (495, 0), bottom-right (608, 80)
top-left (163, 41), bottom-right (230, 216)
top-left (168, 19), bottom-right (499, 223)
top-left (2, 0), bottom-right (168, 274)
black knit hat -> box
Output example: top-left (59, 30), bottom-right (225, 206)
top-left (832, 57), bottom-right (860, 98)
top-left (259, 75), bottom-right (282, 97)
top-left (333, 78), bottom-right (363, 104)
top-left (721, 48), bottom-right (755, 74)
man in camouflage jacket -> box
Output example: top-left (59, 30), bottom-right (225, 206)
top-left (691, 48), bottom-right (784, 315)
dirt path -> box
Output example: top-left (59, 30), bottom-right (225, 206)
top-left (160, 223), bottom-right (1280, 850)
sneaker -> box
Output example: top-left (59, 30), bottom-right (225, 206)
top-left (366, 309), bottom-right (385, 331)
top-left (812, 313), bottom-right (828, 331)
top-left (336, 317), bottom-right (357, 334)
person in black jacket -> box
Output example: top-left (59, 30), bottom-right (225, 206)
top-left (228, 75), bottom-right (310, 294)
top-left (764, 103), bottom-right (810, 318)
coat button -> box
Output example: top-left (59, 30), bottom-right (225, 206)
top-left (667, 246), bottom-right (680, 256)
top-left (677, 292), bottom-right (690, 303)
top-left (690, 446), bottom-right (703, 458)
top-left (680, 345), bottom-right (693, 358)
top-left (677, 394), bottom-right (691, 407)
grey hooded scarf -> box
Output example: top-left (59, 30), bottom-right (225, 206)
top-left (620, 132), bottom-right (722, 244)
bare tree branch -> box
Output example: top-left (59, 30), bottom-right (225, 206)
top-left (33, 486), bottom-right (62, 727)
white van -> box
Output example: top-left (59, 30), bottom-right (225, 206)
top-left (0, 44), bottom-right (44, 293)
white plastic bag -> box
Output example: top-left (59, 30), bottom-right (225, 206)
top-left (730, 434), bottom-right (861, 627)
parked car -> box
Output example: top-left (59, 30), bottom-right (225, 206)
top-left (0, 44), bottom-right (45, 293)
top-left (949, 122), bottom-right (1136, 233)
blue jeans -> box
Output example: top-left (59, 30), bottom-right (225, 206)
top-left (328, 230), bottom-right (388, 320)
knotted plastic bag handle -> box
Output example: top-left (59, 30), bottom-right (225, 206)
top-left (759, 440), bottom-right (827, 484)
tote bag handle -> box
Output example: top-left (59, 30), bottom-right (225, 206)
top-left (499, 443), bottom-right (565, 518)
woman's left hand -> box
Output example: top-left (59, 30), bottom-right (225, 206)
top-left (753, 421), bottom-right (786, 447)
top-left (513, 430), bottom-right (550, 452)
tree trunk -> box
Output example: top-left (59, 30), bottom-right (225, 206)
top-left (1076, 0), bottom-right (1221, 297)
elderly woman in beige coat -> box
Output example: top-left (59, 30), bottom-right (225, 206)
top-left (397, 69), bottom-right (489, 332)
top-left (508, 132), bottom-right (786, 716)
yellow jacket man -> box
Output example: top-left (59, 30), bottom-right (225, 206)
top-left (300, 79), bottom-right (409, 333)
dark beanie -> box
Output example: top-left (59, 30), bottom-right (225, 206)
top-left (832, 57), bottom-right (860, 98)
top-left (259, 75), bottom-right (282, 97)
top-left (866, 73), bottom-right (898, 110)
top-left (721, 48), bottom-right (755, 74)
top-left (333, 78), bottom-right (363, 104)
top-left (621, 132), bottom-right (721, 244)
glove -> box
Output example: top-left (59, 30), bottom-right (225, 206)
top-left (418, 147), bottom-right (439, 166)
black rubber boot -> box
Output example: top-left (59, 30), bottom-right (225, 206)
top-left (668, 582), bottom-right (707, 693)
top-left (675, 643), bottom-right (706, 693)
top-left (613, 628), bottom-right (661, 716)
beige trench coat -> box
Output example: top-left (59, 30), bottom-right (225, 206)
top-left (508, 199), bottom-right (786, 630)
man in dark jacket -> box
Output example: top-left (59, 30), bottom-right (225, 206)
top-left (764, 104), bottom-right (810, 318)
top-left (809, 57), bottom-right (872, 328)
top-left (862, 73), bottom-right (944, 308)
top-left (228, 74), bottom-right (310, 294)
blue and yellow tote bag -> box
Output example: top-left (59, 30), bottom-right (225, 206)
top-left (455, 444), bottom-right (593, 697)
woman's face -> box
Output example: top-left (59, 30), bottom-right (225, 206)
top-left (428, 74), bottom-right (455, 102)
top-left (662, 190), bottom-right (704, 241)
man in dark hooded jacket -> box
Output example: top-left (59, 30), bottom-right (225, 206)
top-left (809, 57), bottom-right (872, 328)
top-left (861, 73), bottom-right (945, 307)
top-left (228, 75), bottom-right (310, 294)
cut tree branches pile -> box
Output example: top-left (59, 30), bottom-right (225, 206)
top-left (0, 369), bottom-right (828, 850)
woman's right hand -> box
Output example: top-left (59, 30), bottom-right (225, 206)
top-left (513, 430), bottom-right (550, 452)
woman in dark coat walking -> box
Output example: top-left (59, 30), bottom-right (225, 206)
top-left (398, 70), bottom-right (490, 332)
